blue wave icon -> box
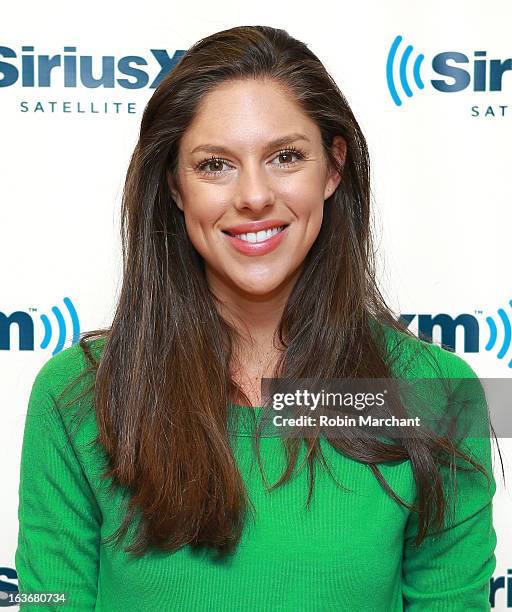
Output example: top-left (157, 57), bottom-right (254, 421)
top-left (485, 300), bottom-right (512, 368)
top-left (386, 35), bottom-right (425, 106)
top-left (40, 297), bottom-right (80, 355)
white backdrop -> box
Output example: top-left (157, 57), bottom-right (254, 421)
top-left (2, 0), bottom-right (511, 608)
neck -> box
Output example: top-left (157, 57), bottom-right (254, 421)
top-left (205, 265), bottom-right (302, 358)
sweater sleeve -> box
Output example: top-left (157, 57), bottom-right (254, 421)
top-left (401, 353), bottom-right (497, 610)
top-left (15, 360), bottom-right (102, 611)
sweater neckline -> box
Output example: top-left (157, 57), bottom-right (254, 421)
top-left (228, 403), bottom-right (265, 410)
top-left (227, 403), bottom-right (279, 437)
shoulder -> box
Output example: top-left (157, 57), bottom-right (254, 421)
top-left (376, 321), bottom-right (479, 380)
top-left (25, 336), bottom-right (108, 462)
top-left (377, 322), bottom-right (491, 460)
top-left (28, 336), bottom-right (106, 417)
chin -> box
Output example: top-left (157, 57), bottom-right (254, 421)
top-left (233, 279), bottom-right (284, 297)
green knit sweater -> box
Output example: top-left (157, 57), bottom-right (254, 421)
top-left (15, 327), bottom-right (496, 611)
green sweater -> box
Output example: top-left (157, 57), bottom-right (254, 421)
top-left (15, 327), bottom-right (496, 611)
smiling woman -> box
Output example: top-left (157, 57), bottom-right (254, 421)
top-left (15, 24), bottom-right (499, 612)
top-left (167, 78), bottom-right (345, 297)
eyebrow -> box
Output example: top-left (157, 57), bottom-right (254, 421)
top-left (190, 132), bottom-right (311, 156)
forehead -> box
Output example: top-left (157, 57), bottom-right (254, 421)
top-left (180, 79), bottom-right (320, 154)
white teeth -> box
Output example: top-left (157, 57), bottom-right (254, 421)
top-left (232, 226), bottom-right (285, 243)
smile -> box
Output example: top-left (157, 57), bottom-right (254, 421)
top-left (221, 224), bottom-right (289, 256)
top-left (226, 225), bottom-right (286, 243)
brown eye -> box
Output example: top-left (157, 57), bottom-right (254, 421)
top-left (205, 160), bottom-right (224, 172)
top-left (272, 147), bottom-right (306, 168)
top-left (196, 156), bottom-right (230, 176)
top-left (278, 152), bottom-right (294, 164)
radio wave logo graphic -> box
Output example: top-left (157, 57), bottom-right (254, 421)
top-left (386, 35), bottom-right (425, 106)
top-left (485, 300), bottom-right (512, 368)
top-left (39, 297), bottom-right (80, 355)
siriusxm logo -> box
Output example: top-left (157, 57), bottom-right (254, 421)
top-left (491, 569), bottom-right (512, 608)
top-left (0, 46), bottom-right (186, 89)
top-left (400, 299), bottom-right (512, 368)
top-left (1, 297), bottom-right (80, 355)
top-left (2, 299), bottom-right (512, 367)
top-left (386, 34), bottom-right (511, 106)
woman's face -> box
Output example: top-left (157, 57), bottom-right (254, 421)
top-left (169, 78), bottom-right (346, 300)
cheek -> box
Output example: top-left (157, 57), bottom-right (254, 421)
top-left (283, 179), bottom-right (325, 221)
top-left (281, 168), bottom-right (326, 201)
top-left (187, 204), bottom-right (219, 227)
top-left (182, 185), bottom-right (227, 227)
top-left (180, 196), bottom-right (229, 260)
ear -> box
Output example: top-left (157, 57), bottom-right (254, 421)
top-left (324, 135), bottom-right (347, 201)
top-left (166, 169), bottom-right (184, 211)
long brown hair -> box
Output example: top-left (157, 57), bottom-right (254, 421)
top-left (59, 25), bottom-right (502, 559)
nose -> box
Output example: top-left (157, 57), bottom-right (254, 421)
top-left (232, 160), bottom-right (276, 213)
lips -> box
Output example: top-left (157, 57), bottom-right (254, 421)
top-left (222, 219), bottom-right (290, 236)
top-left (222, 223), bottom-right (289, 256)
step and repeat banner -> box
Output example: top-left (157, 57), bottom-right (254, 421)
top-left (2, 1), bottom-right (511, 608)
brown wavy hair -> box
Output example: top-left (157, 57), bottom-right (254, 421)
top-left (60, 25), bottom-right (502, 559)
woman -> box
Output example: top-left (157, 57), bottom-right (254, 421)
top-left (16, 25), bottom-right (499, 611)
